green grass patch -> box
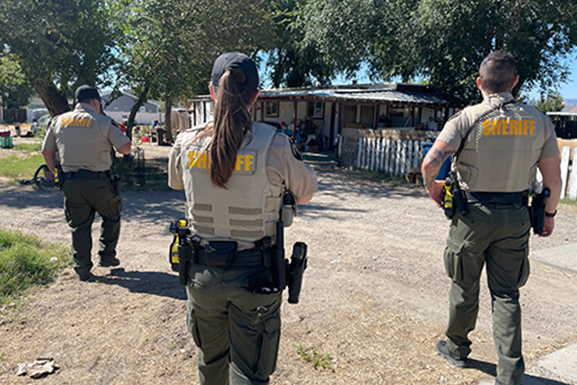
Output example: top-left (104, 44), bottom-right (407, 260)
top-left (559, 197), bottom-right (577, 207)
top-left (294, 343), bottom-right (332, 370)
top-left (13, 143), bottom-right (42, 153)
top-left (0, 154), bottom-right (45, 180)
top-left (0, 229), bottom-right (71, 304)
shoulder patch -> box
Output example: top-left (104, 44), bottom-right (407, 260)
top-left (291, 142), bottom-right (302, 161)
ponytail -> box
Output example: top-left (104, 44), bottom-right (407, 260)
top-left (196, 68), bottom-right (257, 188)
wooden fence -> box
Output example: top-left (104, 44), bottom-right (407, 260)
top-left (348, 136), bottom-right (577, 201)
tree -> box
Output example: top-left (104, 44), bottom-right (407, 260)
top-left (0, 55), bottom-right (35, 108)
top-left (0, 0), bottom-right (118, 116)
top-left (533, 91), bottom-right (564, 113)
top-left (113, 0), bottom-right (274, 141)
top-left (297, 0), bottom-right (577, 104)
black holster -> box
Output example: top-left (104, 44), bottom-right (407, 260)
top-left (448, 171), bottom-right (469, 217)
top-left (177, 227), bottom-right (193, 286)
top-left (287, 242), bottom-right (308, 304)
top-left (271, 221), bottom-right (287, 291)
top-left (54, 164), bottom-right (64, 189)
top-left (110, 170), bottom-right (122, 196)
top-left (529, 188), bottom-right (550, 235)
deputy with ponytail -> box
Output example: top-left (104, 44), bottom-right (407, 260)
top-left (168, 52), bottom-right (317, 385)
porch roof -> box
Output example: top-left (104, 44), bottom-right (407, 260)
top-left (189, 83), bottom-right (453, 107)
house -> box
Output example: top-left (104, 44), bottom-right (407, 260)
top-left (100, 91), bottom-right (163, 125)
top-left (188, 82), bottom-right (459, 160)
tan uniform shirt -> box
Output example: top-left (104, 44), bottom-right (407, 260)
top-left (42, 103), bottom-right (130, 172)
top-left (169, 123), bottom-right (318, 200)
top-left (437, 93), bottom-right (559, 192)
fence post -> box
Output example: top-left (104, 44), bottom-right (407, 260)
top-left (569, 148), bottom-right (577, 200)
top-left (395, 139), bottom-right (402, 175)
top-left (560, 146), bottom-right (570, 199)
top-left (385, 138), bottom-right (391, 173)
top-left (356, 137), bottom-right (362, 168)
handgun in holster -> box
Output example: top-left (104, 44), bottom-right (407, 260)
top-left (110, 170), bottom-right (122, 196)
top-left (169, 219), bottom-right (195, 286)
top-left (529, 188), bottom-right (550, 235)
top-left (444, 171), bottom-right (469, 219)
top-left (53, 164), bottom-right (64, 189)
top-left (287, 242), bottom-right (308, 304)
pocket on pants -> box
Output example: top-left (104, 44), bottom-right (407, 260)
top-left (516, 255), bottom-right (530, 289)
top-left (255, 317), bottom-right (281, 377)
top-left (444, 240), bottom-right (464, 284)
top-left (187, 307), bottom-right (202, 349)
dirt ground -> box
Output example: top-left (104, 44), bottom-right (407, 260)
top-left (0, 138), bottom-right (576, 385)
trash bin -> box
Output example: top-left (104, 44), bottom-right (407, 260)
top-left (421, 142), bottom-right (451, 180)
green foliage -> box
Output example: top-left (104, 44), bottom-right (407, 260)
top-left (0, 0), bottom-right (119, 115)
top-left (0, 55), bottom-right (34, 108)
top-left (532, 91), bottom-right (565, 113)
top-left (560, 197), bottom-right (577, 207)
top-left (0, 229), bottom-right (71, 304)
top-left (0, 154), bottom-right (45, 180)
top-left (294, 343), bottom-right (332, 370)
top-left (13, 143), bottom-right (42, 153)
top-left (297, 0), bottom-right (577, 103)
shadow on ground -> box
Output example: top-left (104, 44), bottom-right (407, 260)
top-left (466, 358), bottom-right (570, 385)
top-left (96, 267), bottom-right (187, 300)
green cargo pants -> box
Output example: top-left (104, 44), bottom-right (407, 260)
top-left (62, 177), bottom-right (122, 276)
top-left (186, 263), bottom-right (282, 385)
top-left (443, 202), bottom-right (531, 385)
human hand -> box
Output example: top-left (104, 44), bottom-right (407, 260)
top-left (425, 180), bottom-right (445, 208)
top-left (539, 217), bottom-right (554, 237)
top-left (43, 168), bottom-right (54, 181)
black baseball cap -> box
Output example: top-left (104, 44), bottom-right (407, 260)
top-left (75, 85), bottom-right (101, 101)
top-left (211, 52), bottom-right (259, 92)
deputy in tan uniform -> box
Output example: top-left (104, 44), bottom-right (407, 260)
top-left (168, 52), bottom-right (317, 385)
top-left (42, 85), bottom-right (131, 281)
top-left (422, 51), bottom-right (562, 385)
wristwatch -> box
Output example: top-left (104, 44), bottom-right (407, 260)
top-left (545, 210), bottom-right (557, 218)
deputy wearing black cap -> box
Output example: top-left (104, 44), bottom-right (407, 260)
top-left (169, 53), bottom-right (317, 384)
top-left (42, 85), bottom-right (131, 281)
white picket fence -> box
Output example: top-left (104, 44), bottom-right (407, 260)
top-left (355, 137), bottom-right (577, 201)
top-left (356, 137), bottom-right (422, 175)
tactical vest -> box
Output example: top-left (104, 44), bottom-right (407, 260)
top-left (455, 99), bottom-right (548, 192)
top-left (54, 105), bottom-right (114, 172)
top-left (181, 122), bottom-right (282, 242)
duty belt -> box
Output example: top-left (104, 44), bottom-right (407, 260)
top-left (194, 237), bottom-right (272, 268)
top-left (63, 169), bottom-right (110, 180)
top-left (465, 191), bottom-right (528, 206)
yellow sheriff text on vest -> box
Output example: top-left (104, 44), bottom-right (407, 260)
top-left (187, 151), bottom-right (255, 172)
top-left (61, 117), bottom-right (92, 127)
top-left (482, 118), bottom-right (535, 136)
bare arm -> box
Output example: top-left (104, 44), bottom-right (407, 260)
top-left (41, 149), bottom-right (58, 173)
top-left (538, 156), bottom-right (562, 237)
top-left (117, 142), bottom-right (132, 155)
top-left (421, 140), bottom-right (456, 207)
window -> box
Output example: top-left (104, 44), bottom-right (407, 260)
top-left (264, 102), bottom-right (279, 117)
top-left (360, 105), bottom-right (376, 128)
top-left (307, 101), bottom-right (324, 118)
top-left (139, 106), bottom-right (146, 113)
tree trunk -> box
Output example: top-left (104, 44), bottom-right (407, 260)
top-left (127, 85), bottom-right (150, 140)
top-left (33, 81), bottom-right (71, 117)
top-left (164, 96), bottom-right (173, 145)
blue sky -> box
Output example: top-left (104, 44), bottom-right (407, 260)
top-left (328, 56), bottom-right (577, 102)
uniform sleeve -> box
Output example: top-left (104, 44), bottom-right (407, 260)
top-left (436, 111), bottom-right (470, 150)
top-left (106, 119), bottom-right (131, 150)
top-left (41, 120), bottom-right (57, 152)
top-left (540, 118), bottom-right (560, 159)
top-left (168, 134), bottom-right (184, 190)
top-left (266, 134), bottom-right (317, 199)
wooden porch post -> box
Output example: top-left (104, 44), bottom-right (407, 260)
top-left (375, 104), bottom-right (380, 129)
top-left (292, 100), bottom-right (298, 140)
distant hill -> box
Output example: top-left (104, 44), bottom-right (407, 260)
top-left (564, 99), bottom-right (577, 106)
